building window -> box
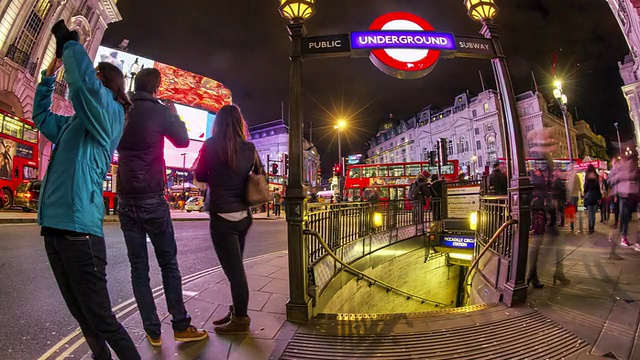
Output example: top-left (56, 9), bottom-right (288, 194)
top-left (447, 140), bottom-right (453, 155)
top-left (472, 109), bottom-right (477, 118)
top-left (459, 136), bottom-right (469, 153)
top-left (484, 124), bottom-right (495, 133)
top-left (478, 156), bottom-right (483, 167)
top-left (483, 103), bottom-right (489, 113)
top-left (476, 140), bottom-right (482, 150)
top-left (525, 124), bottom-right (534, 133)
top-left (15, 0), bottom-right (52, 58)
top-left (487, 136), bottom-right (496, 150)
top-left (475, 127), bottom-right (480, 135)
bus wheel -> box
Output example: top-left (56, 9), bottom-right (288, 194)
top-left (1, 188), bottom-right (12, 210)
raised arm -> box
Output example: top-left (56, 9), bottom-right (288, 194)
top-left (163, 100), bottom-right (189, 148)
top-left (61, 41), bottom-right (117, 146)
top-left (32, 60), bottom-right (72, 143)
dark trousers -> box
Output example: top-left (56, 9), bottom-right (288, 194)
top-left (274, 204), bottom-right (281, 216)
top-left (600, 198), bottom-right (610, 222)
top-left (118, 196), bottom-right (190, 338)
top-left (620, 197), bottom-right (632, 237)
top-left (614, 196), bottom-right (620, 225)
top-left (45, 234), bottom-right (140, 360)
top-left (210, 213), bottom-right (252, 317)
top-left (587, 204), bottom-right (597, 231)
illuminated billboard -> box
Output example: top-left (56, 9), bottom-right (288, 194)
top-left (94, 46), bottom-right (232, 113)
top-left (164, 140), bottom-right (203, 169)
top-left (175, 103), bottom-right (210, 141)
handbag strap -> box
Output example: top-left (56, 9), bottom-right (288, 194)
top-left (250, 149), bottom-right (265, 175)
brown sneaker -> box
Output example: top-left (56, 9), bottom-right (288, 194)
top-left (214, 315), bottom-right (251, 335)
top-left (146, 334), bottom-right (162, 347)
top-left (173, 325), bottom-right (209, 343)
top-left (212, 305), bottom-right (233, 326)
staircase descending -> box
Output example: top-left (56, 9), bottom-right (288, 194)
top-left (281, 304), bottom-right (589, 360)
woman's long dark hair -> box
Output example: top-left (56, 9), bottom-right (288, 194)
top-left (212, 104), bottom-right (247, 171)
top-left (96, 62), bottom-right (133, 113)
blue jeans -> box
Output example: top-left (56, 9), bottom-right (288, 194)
top-left (619, 197), bottom-right (632, 237)
top-left (45, 233), bottom-right (140, 360)
top-left (118, 196), bottom-right (191, 338)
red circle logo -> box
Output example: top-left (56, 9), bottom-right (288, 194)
top-left (368, 12), bottom-right (441, 79)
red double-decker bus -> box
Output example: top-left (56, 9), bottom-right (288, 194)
top-left (344, 160), bottom-right (459, 201)
top-left (0, 110), bottom-right (39, 209)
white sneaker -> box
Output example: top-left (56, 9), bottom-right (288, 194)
top-left (634, 243), bottom-right (640, 252)
top-left (621, 238), bottom-right (631, 247)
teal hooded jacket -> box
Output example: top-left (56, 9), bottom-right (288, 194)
top-left (33, 41), bottom-right (125, 237)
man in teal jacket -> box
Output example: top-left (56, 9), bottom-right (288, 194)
top-left (33, 20), bottom-right (140, 360)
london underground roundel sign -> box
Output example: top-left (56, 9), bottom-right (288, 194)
top-left (351, 12), bottom-right (455, 79)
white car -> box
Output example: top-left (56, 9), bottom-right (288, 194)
top-left (185, 196), bottom-right (205, 212)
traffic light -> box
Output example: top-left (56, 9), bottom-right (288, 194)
top-left (428, 151), bottom-right (437, 165)
top-left (334, 164), bottom-right (341, 176)
top-left (272, 163), bottom-right (279, 175)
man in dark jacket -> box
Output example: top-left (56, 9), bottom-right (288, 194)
top-left (488, 162), bottom-right (508, 195)
top-left (117, 68), bottom-right (208, 346)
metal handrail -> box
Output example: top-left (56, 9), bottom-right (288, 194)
top-left (304, 229), bottom-right (453, 307)
top-left (464, 218), bottom-right (519, 299)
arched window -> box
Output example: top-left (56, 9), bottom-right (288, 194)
top-left (447, 140), bottom-right (454, 155)
top-left (460, 136), bottom-right (469, 153)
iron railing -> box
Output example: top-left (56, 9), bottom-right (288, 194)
top-left (5, 44), bottom-right (37, 77)
top-left (476, 195), bottom-right (512, 258)
top-left (306, 199), bottom-right (438, 265)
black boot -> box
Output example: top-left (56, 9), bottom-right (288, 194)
top-left (527, 274), bottom-right (544, 289)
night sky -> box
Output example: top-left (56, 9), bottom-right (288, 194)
top-left (102, 0), bottom-right (631, 172)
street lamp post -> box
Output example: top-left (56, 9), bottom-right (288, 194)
top-left (180, 152), bottom-right (187, 196)
top-left (334, 119), bottom-right (346, 200)
top-left (128, 58), bottom-right (140, 93)
top-left (553, 81), bottom-right (574, 163)
top-left (614, 122), bottom-right (622, 156)
top-left (464, 0), bottom-right (532, 306)
top-left (278, 0), bottom-right (315, 323)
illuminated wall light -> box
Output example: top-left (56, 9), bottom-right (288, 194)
top-left (469, 211), bottom-right (478, 231)
top-left (449, 252), bottom-right (473, 261)
top-left (373, 212), bottom-right (383, 227)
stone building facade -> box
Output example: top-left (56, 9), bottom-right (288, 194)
top-left (0, 0), bottom-right (121, 177)
top-left (606, 0), bottom-right (640, 145)
top-left (248, 119), bottom-right (321, 189)
top-left (366, 89), bottom-right (581, 175)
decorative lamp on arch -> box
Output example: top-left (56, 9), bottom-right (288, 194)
top-left (278, 0), bottom-right (316, 22)
top-left (464, 0), bottom-right (498, 23)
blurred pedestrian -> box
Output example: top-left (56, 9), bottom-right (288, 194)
top-left (528, 168), bottom-right (547, 289)
top-left (488, 162), bottom-right (508, 195)
top-left (117, 68), bottom-right (208, 346)
top-left (600, 170), bottom-right (611, 223)
top-left (430, 174), bottom-right (443, 220)
top-left (583, 165), bottom-right (601, 234)
top-left (33, 21), bottom-right (140, 359)
top-left (609, 153), bottom-right (640, 248)
top-left (195, 104), bottom-right (258, 334)
top-left (567, 164), bottom-right (583, 233)
top-left (273, 188), bottom-right (282, 217)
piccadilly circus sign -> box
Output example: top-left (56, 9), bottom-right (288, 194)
top-left (351, 12), bottom-right (455, 79)
top-left (300, 12), bottom-right (494, 80)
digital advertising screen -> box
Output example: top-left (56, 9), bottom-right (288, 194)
top-left (164, 140), bottom-right (204, 169)
top-left (175, 103), bottom-right (209, 141)
top-left (94, 46), bottom-right (232, 114)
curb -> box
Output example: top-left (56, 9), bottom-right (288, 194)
top-left (0, 216), bottom-right (283, 225)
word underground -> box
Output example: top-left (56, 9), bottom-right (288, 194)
top-left (352, 31), bottom-right (455, 50)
